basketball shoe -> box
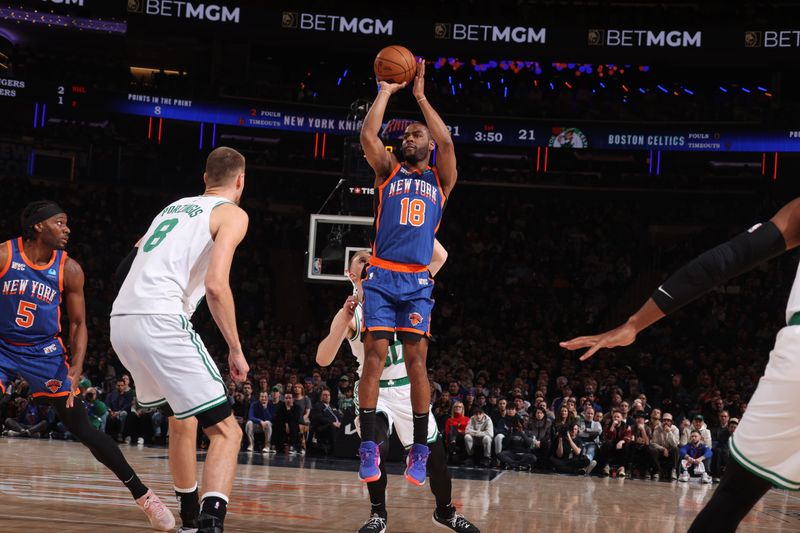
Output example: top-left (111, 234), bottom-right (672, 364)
top-left (358, 441), bottom-right (381, 482)
top-left (358, 513), bottom-right (387, 533)
top-left (404, 443), bottom-right (430, 486)
top-left (135, 489), bottom-right (176, 531)
top-left (432, 508), bottom-right (480, 532)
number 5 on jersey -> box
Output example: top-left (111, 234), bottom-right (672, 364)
top-left (143, 218), bottom-right (179, 252)
top-left (399, 198), bottom-right (426, 227)
top-left (16, 300), bottom-right (37, 328)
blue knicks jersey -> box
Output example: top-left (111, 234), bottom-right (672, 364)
top-left (373, 164), bottom-right (445, 267)
top-left (0, 238), bottom-right (66, 345)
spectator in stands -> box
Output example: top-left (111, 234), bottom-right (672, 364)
top-left (257, 377), bottom-right (270, 396)
top-left (649, 412), bottom-right (680, 481)
top-left (491, 398), bottom-right (510, 459)
top-left (498, 416), bottom-right (537, 471)
top-left (337, 386), bottom-right (354, 413)
top-left (662, 374), bottom-right (692, 421)
top-left (578, 406), bottom-right (602, 463)
top-left (553, 405), bottom-right (574, 436)
top-left (105, 377), bottom-right (133, 442)
top-left (628, 411), bottom-right (653, 479)
top-left (84, 387), bottom-right (108, 432)
top-left (464, 406), bottom-right (494, 467)
top-left (245, 391), bottom-right (273, 453)
top-left (445, 401), bottom-right (469, 463)
top-left (551, 422), bottom-right (593, 475)
top-left (242, 381), bottom-right (254, 406)
top-left (527, 406), bottom-right (553, 466)
top-left (3, 396), bottom-right (47, 438)
top-left (448, 380), bottom-right (464, 403)
top-left (551, 386), bottom-right (573, 414)
top-left (711, 417), bottom-right (737, 483)
top-left (231, 389), bottom-right (248, 429)
top-left (599, 409), bottom-right (632, 477)
top-left (691, 414), bottom-right (713, 448)
top-left (711, 409), bottom-right (730, 437)
top-left (310, 388), bottom-right (341, 454)
top-left (293, 384), bottom-right (312, 453)
top-left (273, 392), bottom-right (303, 455)
top-left (679, 429), bottom-right (713, 483)
top-left (647, 408), bottom-right (662, 434)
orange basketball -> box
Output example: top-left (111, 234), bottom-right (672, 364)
top-left (374, 45), bottom-right (417, 84)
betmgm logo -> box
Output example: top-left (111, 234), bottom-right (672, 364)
top-left (42, 0), bottom-right (85, 6)
top-left (128, 0), bottom-right (241, 23)
top-left (434, 21), bottom-right (546, 43)
top-left (588, 28), bottom-right (702, 47)
top-left (745, 30), bottom-right (800, 48)
top-left (282, 12), bottom-right (394, 35)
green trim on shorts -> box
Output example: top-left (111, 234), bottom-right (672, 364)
top-left (730, 436), bottom-right (800, 491)
top-left (137, 398), bottom-right (167, 408)
top-left (180, 315), bottom-right (226, 390)
top-left (380, 376), bottom-right (410, 387)
top-left (173, 394), bottom-right (228, 420)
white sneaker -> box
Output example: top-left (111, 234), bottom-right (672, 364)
top-left (124, 436), bottom-right (131, 444)
top-left (713, 477), bottom-right (721, 484)
top-left (135, 489), bottom-right (176, 531)
top-left (701, 473), bottom-right (712, 484)
top-left (288, 447), bottom-right (298, 456)
top-left (261, 447), bottom-right (269, 453)
top-left (679, 472), bottom-right (690, 482)
top-left (584, 460), bottom-right (597, 476)
top-left (268, 446), bottom-right (277, 454)
top-left (246, 445), bottom-right (254, 452)
top-left (137, 437), bottom-right (145, 446)
top-left (176, 528), bottom-right (198, 533)
top-left (299, 448), bottom-right (306, 456)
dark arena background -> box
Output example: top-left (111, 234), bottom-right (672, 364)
top-left (2, 1), bottom-right (800, 532)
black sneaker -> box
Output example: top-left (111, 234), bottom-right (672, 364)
top-left (358, 513), bottom-right (387, 533)
top-left (433, 509), bottom-right (480, 532)
top-left (197, 512), bottom-right (223, 533)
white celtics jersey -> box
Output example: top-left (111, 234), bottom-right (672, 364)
top-left (112, 195), bottom-right (232, 317)
top-left (347, 304), bottom-right (408, 382)
top-left (786, 261), bottom-right (800, 323)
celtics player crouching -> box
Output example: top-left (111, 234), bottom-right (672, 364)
top-left (316, 249), bottom-right (479, 533)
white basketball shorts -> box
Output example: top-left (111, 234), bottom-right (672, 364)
top-left (730, 325), bottom-right (800, 490)
top-left (110, 314), bottom-right (228, 419)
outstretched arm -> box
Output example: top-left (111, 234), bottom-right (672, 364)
top-left (561, 198), bottom-right (800, 361)
top-left (360, 82), bottom-right (404, 183)
top-left (412, 59), bottom-right (457, 197)
top-left (316, 296), bottom-right (357, 367)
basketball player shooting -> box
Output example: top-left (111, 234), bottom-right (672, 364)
top-left (358, 57), bottom-right (457, 486)
top-left (316, 248), bottom-right (479, 533)
top-left (561, 198), bottom-right (800, 532)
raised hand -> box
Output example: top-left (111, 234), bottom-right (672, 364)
top-left (412, 58), bottom-right (426, 100)
top-left (378, 80), bottom-right (407, 95)
top-left (342, 295), bottom-right (357, 318)
top-left (560, 322), bottom-right (638, 361)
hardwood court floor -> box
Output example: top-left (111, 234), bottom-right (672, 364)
top-left (2, 437), bottom-right (800, 532)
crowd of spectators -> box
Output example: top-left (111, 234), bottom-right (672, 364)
top-left (0, 171), bottom-right (794, 486)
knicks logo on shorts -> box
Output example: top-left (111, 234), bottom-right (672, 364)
top-left (45, 379), bottom-right (62, 393)
top-left (409, 312), bottom-right (423, 326)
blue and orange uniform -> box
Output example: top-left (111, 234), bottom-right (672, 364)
top-left (0, 237), bottom-right (71, 398)
top-left (363, 163), bottom-right (446, 339)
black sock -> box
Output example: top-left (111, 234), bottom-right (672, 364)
top-left (413, 412), bottom-right (429, 445)
top-left (201, 495), bottom-right (228, 523)
top-left (436, 501), bottom-right (455, 519)
top-left (123, 473), bottom-right (148, 500)
top-left (360, 409), bottom-right (377, 443)
top-left (370, 501), bottom-right (387, 518)
top-left (175, 486), bottom-right (200, 526)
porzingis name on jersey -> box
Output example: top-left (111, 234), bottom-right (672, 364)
top-left (1, 279), bottom-right (57, 304)
top-left (160, 203), bottom-right (204, 218)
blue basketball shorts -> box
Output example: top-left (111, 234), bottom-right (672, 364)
top-left (361, 265), bottom-right (434, 340)
top-left (0, 336), bottom-right (71, 398)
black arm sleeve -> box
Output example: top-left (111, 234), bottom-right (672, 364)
top-left (652, 220), bottom-right (786, 315)
top-left (114, 247), bottom-right (138, 287)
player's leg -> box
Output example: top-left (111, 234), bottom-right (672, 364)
top-left (400, 334), bottom-right (432, 485)
top-left (359, 277), bottom-right (393, 482)
top-left (359, 414), bottom-right (390, 533)
top-left (427, 437), bottom-right (481, 532)
top-left (687, 460), bottom-right (771, 532)
top-left (196, 406), bottom-right (242, 533)
top-left (167, 408), bottom-right (201, 532)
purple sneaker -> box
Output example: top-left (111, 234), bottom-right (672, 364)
top-left (358, 441), bottom-right (381, 482)
top-left (404, 443), bottom-right (430, 486)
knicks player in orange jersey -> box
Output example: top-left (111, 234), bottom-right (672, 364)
top-left (0, 201), bottom-right (174, 530)
top-left (358, 57), bottom-right (457, 486)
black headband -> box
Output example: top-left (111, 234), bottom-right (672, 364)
top-left (22, 202), bottom-right (65, 229)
